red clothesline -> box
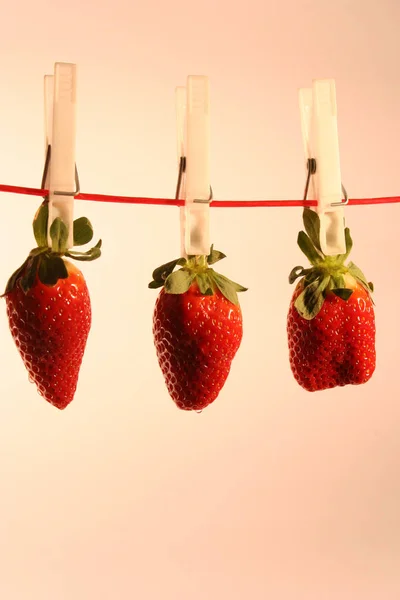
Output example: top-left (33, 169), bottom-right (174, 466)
top-left (1, 183), bottom-right (399, 207)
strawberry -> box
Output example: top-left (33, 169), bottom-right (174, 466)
top-left (149, 247), bottom-right (246, 411)
top-left (2, 201), bottom-right (101, 409)
top-left (287, 208), bottom-right (376, 392)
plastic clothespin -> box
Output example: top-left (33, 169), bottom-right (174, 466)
top-left (175, 76), bottom-right (210, 257)
top-left (175, 85), bottom-right (187, 258)
top-left (43, 63), bottom-right (77, 249)
top-left (299, 79), bottom-right (347, 255)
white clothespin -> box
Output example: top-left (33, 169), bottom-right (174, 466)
top-left (299, 79), bottom-right (347, 255)
top-left (175, 86), bottom-right (187, 258)
top-left (175, 76), bottom-right (210, 257)
top-left (43, 63), bottom-right (77, 249)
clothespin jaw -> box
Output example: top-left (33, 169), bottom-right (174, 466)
top-left (175, 76), bottom-right (210, 258)
top-left (175, 86), bottom-right (187, 258)
top-left (299, 79), bottom-right (347, 256)
top-left (44, 63), bottom-right (77, 249)
top-left (43, 75), bottom-right (54, 160)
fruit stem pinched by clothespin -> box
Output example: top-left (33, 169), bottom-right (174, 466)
top-left (288, 208), bottom-right (373, 320)
top-left (149, 245), bottom-right (247, 306)
top-left (4, 201), bottom-right (101, 295)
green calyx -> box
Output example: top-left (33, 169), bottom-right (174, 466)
top-left (289, 208), bottom-right (374, 320)
top-left (148, 245), bottom-right (247, 306)
top-left (3, 201), bottom-right (102, 295)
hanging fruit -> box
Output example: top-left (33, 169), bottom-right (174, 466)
top-left (2, 200), bottom-right (101, 409)
top-left (149, 246), bottom-right (246, 411)
top-left (287, 208), bottom-right (376, 391)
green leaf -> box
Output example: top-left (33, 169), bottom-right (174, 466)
top-left (294, 275), bottom-right (330, 320)
top-left (164, 269), bottom-right (196, 294)
top-left (73, 217), bottom-right (94, 246)
top-left (336, 228), bottom-right (353, 263)
top-left (196, 272), bottom-right (214, 295)
top-left (303, 269), bottom-right (323, 287)
top-left (302, 208), bottom-right (322, 253)
top-left (207, 246), bottom-right (226, 265)
top-left (332, 288), bottom-right (354, 301)
top-left (33, 203), bottom-right (49, 247)
top-left (151, 258), bottom-right (186, 284)
top-left (331, 274), bottom-right (345, 290)
top-left (297, 231), bottom-right (323, 266)
top-left (347, 262), bottom-right (373, 294)
top-left (65, 246), bottom-right (101, 262)
top-left (38, 256), bottom-right (68, 286)
top-left (344, 228), bottom-right (353, 258)
top-left (20, 256), bottom-right (41, 293)
top-left (288, 265), bottom-right (310, 285)
top-left (50, 218), bottom-right (69, 253)
top-left (211, 272), bottom-right (242, 305)
top-left (210, 271), bottom-right (247, 293)
top-left (66, 239), bottom-right (101, 258)
top-left (29, 247), bottom-right (49, 258)
top-left (65, 252), bottom-right (101, 262)
top-left (2, 260), bottom-right (28, 296)
top-left (148, 280), bottom-right (164, 289)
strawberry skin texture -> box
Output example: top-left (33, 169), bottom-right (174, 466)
top-left (153, 283), bottom-right (243, 411)
top-left (287, 281), bottom-right (376, 392)
top-left (5, 260), bottom-right (91, 409)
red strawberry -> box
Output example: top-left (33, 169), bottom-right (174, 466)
top-left (149, 247), bottom-right (246, 411)
top-left (2, 201), bottom-right (101, 409)
top-left (287, 208), bottom-right (376, 392)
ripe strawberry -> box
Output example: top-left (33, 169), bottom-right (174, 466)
top-left (149, 247), bottom-right (246, 411)
top-left (2, 201), bottom-right (101, 409)
top-left (287, 208), bottom-right (375, 392)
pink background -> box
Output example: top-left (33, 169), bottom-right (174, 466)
top-left (1, 0), bottom-right (400, 598)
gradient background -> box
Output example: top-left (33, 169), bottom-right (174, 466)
top-left (1, 1), bottom-right (400, 598)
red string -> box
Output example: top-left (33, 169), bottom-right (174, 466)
top-left (1, 183), bottom-right (399, 207)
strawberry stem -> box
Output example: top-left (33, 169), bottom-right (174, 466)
top-left (3, 200), bottom-right (102, 295)
top-left (149, 246), bottom-right (247, 306)
top-left (289, 208), bottom-right (374, 319)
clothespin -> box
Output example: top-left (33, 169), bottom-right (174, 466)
top-left (42, 63), bottom-right (78, 249)
top-left (299, 79), bottom-right (348, 255)
top-left (175, 76), bottom-right (210, 257)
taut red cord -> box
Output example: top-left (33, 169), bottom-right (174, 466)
top-left (0, 183), bottom-right (399, 207)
